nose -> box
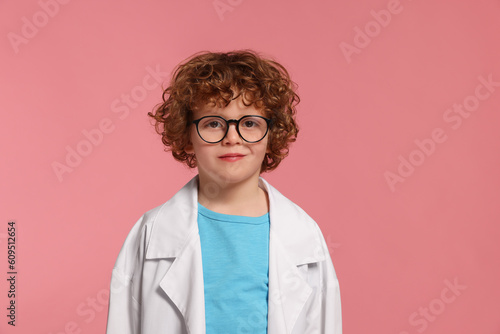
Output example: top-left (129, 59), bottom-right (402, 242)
top-left (222, 122), bottom-right (242, 145)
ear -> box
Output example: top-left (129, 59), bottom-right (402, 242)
top-left (266, 140), bottom-right (272, 154)
top-left (185, 141), bottom-right (194, 154)
top-left (184, 124), bottom-right (196, 154)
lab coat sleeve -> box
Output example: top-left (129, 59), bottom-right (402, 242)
top-left (106, 215), bottom-right (147, 334)
top-left (315, 225), bottom-right (343, 333)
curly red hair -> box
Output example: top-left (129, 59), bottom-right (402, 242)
top-left (147, 49), bottom-right (300, 172)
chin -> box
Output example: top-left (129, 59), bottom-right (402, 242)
top-left (203, 168), bottom-right (260, 186)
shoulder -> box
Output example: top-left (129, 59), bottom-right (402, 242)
top-left (125, 199), bottom-right (171, 241)
top-left (111, 202), bottom-right (167, 273)
top-left (112, 176), bottom-right (199, 271)
top-left (261, 177), bottom-right (318, 226)
top-left (260, 177), bottom-right (330, 264)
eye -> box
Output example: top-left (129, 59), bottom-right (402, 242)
top-left (243, 120), bottom-right (257, 128)
top-left (207, 121), bottom-right (222, 128)
top-left (241, 117), bottom-right (264, 129)
top-left (201, 118), bottom-right (224, 129)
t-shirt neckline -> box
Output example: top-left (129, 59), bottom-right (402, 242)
top-left (197, 202), bottom-right (269, 225)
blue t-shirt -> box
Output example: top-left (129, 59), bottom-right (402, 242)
top-left (197, 202), bottom-right (270, 334)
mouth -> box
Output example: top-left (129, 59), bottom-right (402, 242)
top-left (219, 153), bottom-right (245, 158)
top-left (218, 153), bottom-right (246, 161)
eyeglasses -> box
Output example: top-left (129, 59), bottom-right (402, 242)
top-left (192, 115), bottom-right (272, 144)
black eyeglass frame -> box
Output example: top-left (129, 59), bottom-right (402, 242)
top-left (192, 115), bottom-right (272, 144)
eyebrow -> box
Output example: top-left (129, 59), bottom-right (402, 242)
top-left (193, 99), bottom-right (266, 118)
top-left (194, 108), bottom-right (264, 118)
top-left (194, 114), bottom-right (266, 122)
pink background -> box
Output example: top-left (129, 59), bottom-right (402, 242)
top-left (1, 0), bottom-right (500, 333)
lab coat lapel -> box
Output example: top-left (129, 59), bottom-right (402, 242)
top-left (260, 178), bottom-right (327, 333)
top-left (145, 176), bottom-right (206, 334)
top-left (159, 232), bottom-right (205, 334)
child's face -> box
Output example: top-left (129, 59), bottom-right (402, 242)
top-left (186, 93), bottom-right (270, 187)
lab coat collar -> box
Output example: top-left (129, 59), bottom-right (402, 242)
top-left (145, 174), bottom-right (326, 264)
top-left (144, 175), bottom-right (327, 333)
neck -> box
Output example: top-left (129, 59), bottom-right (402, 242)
top-left (197, 172), bottom-right (269, 216)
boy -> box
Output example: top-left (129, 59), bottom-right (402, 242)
top-left (106, 50), bottom-right (342, 334)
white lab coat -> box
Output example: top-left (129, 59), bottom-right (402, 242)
top-left (106, 175), bottom-right (342, 334)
